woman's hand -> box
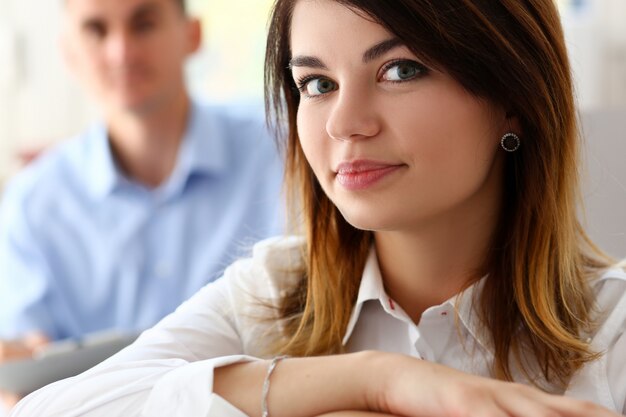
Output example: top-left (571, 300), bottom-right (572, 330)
top-left (371, 352), bottom-right (621, 417)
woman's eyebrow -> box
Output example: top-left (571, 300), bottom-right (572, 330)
top-left (289, 56), bottom-right (328, 70)
top-left (362, 38), bottom-right (404, 63)
top-left (289, 38), bottom-right (404, 70)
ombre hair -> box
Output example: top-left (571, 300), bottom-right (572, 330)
top-left (265, 0), bottom-right (612, 389)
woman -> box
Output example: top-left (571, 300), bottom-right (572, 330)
top-left (11, 0), bottom-right (626, 416)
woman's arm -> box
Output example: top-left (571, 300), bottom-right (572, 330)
top-left (214, 353), bottom-right (373, 417)
top-left (11, 347), bottom-right (622, 417)
top-left (214, 351), bottom-right (622, 417)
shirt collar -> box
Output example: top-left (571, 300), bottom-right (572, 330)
top-left (85, 123), bottom-right (122, 200)
top-left (341, 246), bottom-right (491, 352)
top-left (85, 100), bottom-right (228, 200)
top-left (173, 100), bottom-right (228, 178)
top-left (155, 100), bottom-right (228, 200)
top-left (449, 276), bottom-right (491, 352)
top-left (342, 246), bottom-right (386, 345)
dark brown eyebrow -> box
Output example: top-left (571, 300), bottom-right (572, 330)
top-left (362, 38), bottom-right (404, 63)
top-left (289, 37), bottom-right (405, 70)
top-left (288, 56), bottom-right (328, 70)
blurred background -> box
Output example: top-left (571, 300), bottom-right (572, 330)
top-left (0, 0), bottom-right (274, 177)
top-left (0, 0), bottom-right (625, 256)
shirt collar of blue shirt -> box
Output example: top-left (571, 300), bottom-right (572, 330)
top-left (85, 99), bottom-right (228, 201)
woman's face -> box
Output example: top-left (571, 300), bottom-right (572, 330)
top-left (290, 0), bottom-right (509, 233)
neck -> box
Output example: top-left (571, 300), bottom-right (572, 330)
top-left (106, 90), bottom-right (191, 188)
top-left (374, 165), bottom-right (503, 324)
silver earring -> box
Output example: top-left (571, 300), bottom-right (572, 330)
top-left (500, 132), bottom-right (521, 152)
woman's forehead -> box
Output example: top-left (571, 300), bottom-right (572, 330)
top-left (290, 0), bottom-right (392, 53)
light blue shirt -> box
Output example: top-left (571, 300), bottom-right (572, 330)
top-left (0, 100), bottom-right (284, 340)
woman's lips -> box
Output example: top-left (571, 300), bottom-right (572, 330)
top-left (335, 161), bottom-right (404, 190)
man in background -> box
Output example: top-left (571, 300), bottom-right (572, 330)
top-left (0, 0), bottom-right (283, 407)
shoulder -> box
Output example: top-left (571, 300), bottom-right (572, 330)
top-left (592, 265), bottom-right (626, 413)
top-left (189, 235), bottom-right (305, 355)
top-left (588, 263), bottom-right (626, 360)
top-left (564, 265), bottom-right (626, 410)
top-left (195, 99), bottom-right (266, 125)
top-left (191, 100), bottom-right (283, 185)
top-left (193, 99), bottom-right (274, 147)
top-left (222, 235), bottom-right (306, 300)
top-left (591, 264), bottom-right (626, 320)
top-left (590, 265), bottom-right (626, 340)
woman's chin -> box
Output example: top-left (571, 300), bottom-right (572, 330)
top-left (338, 210), bottom-right (393, 233)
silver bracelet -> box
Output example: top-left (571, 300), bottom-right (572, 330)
top-left (261, 355), bottom-right (289, 417)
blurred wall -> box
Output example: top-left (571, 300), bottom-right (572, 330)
top-left (561, 0), bottom-right (626, 109)
top-left (0, 0), bottom-right (98, 182)
top-left (581, 110), bottom-right (626, 258)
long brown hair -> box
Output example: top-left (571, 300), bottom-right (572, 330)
top-left (265, 0), bottom-right (612, 389)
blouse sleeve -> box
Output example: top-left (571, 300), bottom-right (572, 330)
top-left (562, 269), bottom-right (626, 413)
top-left (607, 331), bottom-right (626, 415)
top-left (9, 235), bottom-right (303, 417)
top-left (603, 272), bottom-right (626, 415)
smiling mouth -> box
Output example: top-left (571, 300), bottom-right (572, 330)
top-left (335, 161), bottom-right (404, 190)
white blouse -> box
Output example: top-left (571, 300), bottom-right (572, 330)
top-left (10, 236), bottom-right (626, 417)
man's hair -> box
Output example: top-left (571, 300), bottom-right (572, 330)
top-left (63, 0), bottom-right (187, 13)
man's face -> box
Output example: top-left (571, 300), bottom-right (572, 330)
top-left (62, 0), bottom-right (199, 115)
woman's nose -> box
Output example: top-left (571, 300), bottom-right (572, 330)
top-left (325, 87), bottom-right (381, 142)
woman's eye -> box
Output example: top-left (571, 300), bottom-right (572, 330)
top-left (300, 77), bottom-right (337, 97)
top-left (381, 61), bottom-right (424, 82)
